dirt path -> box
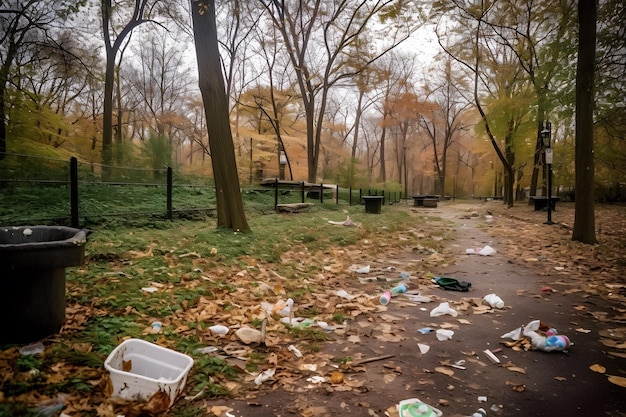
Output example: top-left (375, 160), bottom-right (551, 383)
top-left (207, 201), bottom-right (626, 417)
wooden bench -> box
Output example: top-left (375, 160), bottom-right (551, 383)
top-left (361, 196), bottom-right (384, 214)
top-left (476, 196), bottom-right (504, 201)
top-left (412, 195), bottom-right (440, 207)
top-left (275, 203), bottom-right (314, 213)
top-left (529, 196), bottom-right (561, 211)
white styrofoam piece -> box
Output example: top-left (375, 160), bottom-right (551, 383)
top-left (104, 338), bottom-right (193, 407)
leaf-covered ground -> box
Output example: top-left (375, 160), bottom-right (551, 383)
top-left (1, 201), bottom-right (624, 417)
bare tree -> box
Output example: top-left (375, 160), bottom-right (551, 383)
top-left (0, 1), bottom-right (84, 159)
top-left (259, 0), bottom-right (420, 183)
top-left (419, 57), bottom-right (472, 197)
top-left (191, 0), bottom-right (249, 231)
top-left (100, 0), bottom-right (182, 173)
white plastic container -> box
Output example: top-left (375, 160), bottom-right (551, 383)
top-left (104, 338), bottom-right (193, 407)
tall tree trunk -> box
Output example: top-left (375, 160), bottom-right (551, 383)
top-left (573, 0), bottom-right (597, 244)
top-left (102, 48), bottom-right (116, 174)
top-left (191, 0), bottom-right (250, 232)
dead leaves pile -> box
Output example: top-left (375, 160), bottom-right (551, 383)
top-left (482, 202), bottom-right (626, 389)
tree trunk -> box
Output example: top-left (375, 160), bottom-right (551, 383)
top-left (102, 48), bottom-right (116, 175)
top-left (572, 0), bottom-right (597, 244)
top-left (191, 0), bottom-right (250, 232)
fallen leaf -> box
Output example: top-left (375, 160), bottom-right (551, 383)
top-left (435, 367), bottom-right (454, 377)
top-left (589, 364), bottom-right (606, 374)
top-left (576, 328), bottom-right (591, 333)
top-left (142, 390), bottom-right (170, 415)
top-left (505, 381), bottom-right (526, 392)
top-left (607, 375), bottom-right (626, 388)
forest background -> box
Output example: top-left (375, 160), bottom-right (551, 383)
top-left (1, 0), bottom-right (625, 206)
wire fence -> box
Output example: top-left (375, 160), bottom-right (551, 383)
top-left (0, 153), bottom-right (404, 227)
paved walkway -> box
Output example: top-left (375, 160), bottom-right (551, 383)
top-left (210, 202), bottom-right (626, 417)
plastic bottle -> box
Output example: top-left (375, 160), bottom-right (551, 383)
top-left (391, 284), bottom-right (407, 294)
top-left (471, 408), bottom-right (487, 417)
top-left (379, 290), bottom-right (392, 305)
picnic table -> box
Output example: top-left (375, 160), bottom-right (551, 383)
top-left (412, 195), bottom-right (440, 208)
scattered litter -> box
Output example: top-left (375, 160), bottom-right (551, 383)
top-left (288, 344), bottom-right (303, 358)
top-left (34, 393), bottom-right (68, 417)
top-left (418, 327), bottom-right (433, 334)
top-left (418, 343), bottom-right (430, 354)
top-left (400, 271), bottom-right (410, 279)
top-left (150, 321), bottom-right (163, 334)
top-left (478, 395), bottom-right (488, 402)
top-left (466, 245), bottom-right (496, 256)
top-left (280, 317), bottom-right (314, 328)
top-left (261, 298), bottom-right (294, 316)
top-left (141, 286), bottom-right (158, 293)
top-left (391, 284), bottom-right (408, 294)
top-left (209, 325), bottom-right (229, 335)
top-left (379, 290), bottom-right (392, 305)
top-left (430, 302), bottom-right (458, 317)
top-left (483, 293), bottom-right (505, 308)
top-left (235, 327), bottom-right (262, 344)
top-left (405, 294), bottom-right (433, 303)
top-left (306, 375), bottom-right (325, 384)
top-left (436, 329), bottom-right (454, 341)
top-left (19, 342), bottom-right (45, 356)
top-left (328, 215), bottom-right (355, 226)
top-left (194, 346), bottom-right (219, 354)
top-left (335, 289), bottom-right (355, 300)
top-left (541, 286), bottom-right (556, 293)
top-left (451, 360), bottom-right (466, 370)
top-left (501, 320), bottom-right (571, 352)
top-left (350, 264), bottom-right (371, 274)
top-left (316, 321), bottom-right (336, 331)
top-left (254, 368), bottom-right (276, 385)
top-left (300, 363), bottom-right (317, 371)
top-left (104, 338), bottom-right (193, 409)
top-left (483, 349), bottom-right (501, 364)
top-left (397, 398), bottom-right (443, 417)
top-left (433, 276), bottom-right (471, 292)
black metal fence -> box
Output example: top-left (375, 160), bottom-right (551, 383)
top-left (0, 153), bottom-right (404, 227)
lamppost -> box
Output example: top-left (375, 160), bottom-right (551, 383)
top-left (540, 121), bottom-right (554, 225)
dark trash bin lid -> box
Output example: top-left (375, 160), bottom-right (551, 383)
top-left (0, 226), bottom-right (87, 250)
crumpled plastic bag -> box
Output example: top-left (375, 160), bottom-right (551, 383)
top-left (429, 302), bottom-right (458, 317)
top-left (501, 319), bottom-right (571, 352)
top-left (466, 245), bottom-right (496, 256)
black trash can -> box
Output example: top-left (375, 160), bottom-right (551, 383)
top-left (0, 226), bottom-right (88, 344)
top-left (361, 196), bottom-right (384, 214)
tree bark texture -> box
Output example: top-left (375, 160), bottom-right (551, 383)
top-left (572, 0), bottom-right (597, 244)
top-left (191, 0), bottom-right (250, 232)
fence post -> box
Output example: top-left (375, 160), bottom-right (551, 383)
top-left (336, 184), bottom-right (339, 205)
top-left (301, 181), bottom-right (305, 203)
top-left (70, 157), bottom-right (79, 228)
top-left (382, 190), bottom-right (385, 205)
top-left (320, 183), bottom-right (324, 203)
top-left (167, 167), bottom-right (173, 220)
top-left (274, 178), bottom-right (279, 209)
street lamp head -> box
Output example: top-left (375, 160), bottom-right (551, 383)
top-left (540, 121), bottom-right (551, 147)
